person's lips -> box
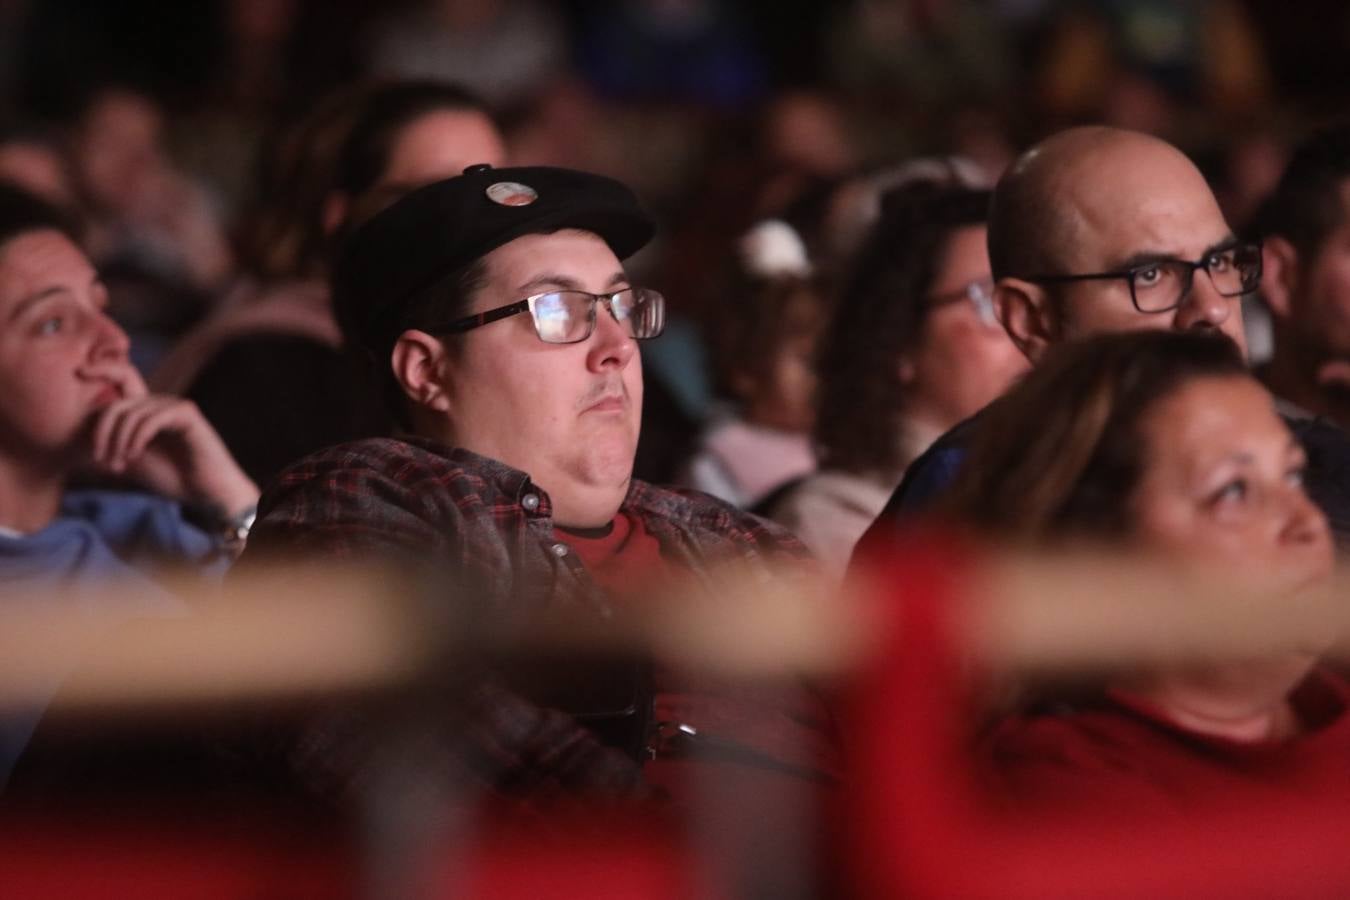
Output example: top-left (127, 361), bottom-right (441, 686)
top-left (90, 381), bottom-right (122, 407)
top-left (583, 393), bottom-right (627, 414)
top-left (579, 381), bottom-right (630, 415)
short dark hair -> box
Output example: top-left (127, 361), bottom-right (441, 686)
top-left (814, 181), bottom-right (991, 474)
top-left (0, 181), bottom-right (81, 252)
top-left (366, 257), bottom-right (489, 430)
top-left (1253, 122), bottom-right (1350, 256)
top-left (942, 330), bottom-right (1249, 540)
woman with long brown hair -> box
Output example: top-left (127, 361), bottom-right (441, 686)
top-left (943, 329), bottom-right (1350, 814)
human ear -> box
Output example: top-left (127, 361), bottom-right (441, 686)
top-left (1261, 236), bottom-right (1299, 322)
top-left (320, 191), bottom-right (350, 237)
top-left (996, 277), bottom-right (1057, 363)
top-left (390, 329), bottom-right (453, 413)
top-left (897, 356), bottom-right (917, 387)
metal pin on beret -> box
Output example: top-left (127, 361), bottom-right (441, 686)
top-left (332, 164), bottom-right (656, 352)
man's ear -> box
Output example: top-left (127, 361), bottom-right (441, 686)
top-left (897, 356), bottom-right (917, 387)
top-left (390, 329), bottom-right (453, 413)
top-left (996, 277), bottom-right (1057, 363)
top-left (320, 191), bottom-right (350, 237)
top-left (1261, 236), bottom-right (1299, 322)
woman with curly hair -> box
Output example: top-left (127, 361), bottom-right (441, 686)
top-left (768, 177), bottom-right (1026, 575)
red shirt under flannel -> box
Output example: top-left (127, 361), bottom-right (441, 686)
top-left (235, 436), bottom-right (838, 816)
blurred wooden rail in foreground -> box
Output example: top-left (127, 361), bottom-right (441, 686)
top-left (0, 541), bottom-right (1345, 711)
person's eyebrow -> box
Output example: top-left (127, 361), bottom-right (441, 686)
top-left (1116, 234), bottom-right (1239, 271)
top-left (1201, 235), bottom-right (1241, 257)
top-left (6, 286), bottom-right (69, 323)
top-left (519, 271), bottom-right (630, 294)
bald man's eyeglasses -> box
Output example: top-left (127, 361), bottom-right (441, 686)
top-left (1020, 241), bottom-right (1262, 314)
top-left (429, 287), bottom-right (666, 344)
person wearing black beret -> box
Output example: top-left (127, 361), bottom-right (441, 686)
top-left (233, 165), bottom-right (839, 836)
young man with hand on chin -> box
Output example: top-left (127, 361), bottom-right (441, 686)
top-left (0, 183), bottom-right (258, 785)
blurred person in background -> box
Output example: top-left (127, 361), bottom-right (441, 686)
top-left (635, 89), bottom-right (861, 490)
top-left (1206, 126), bottom-right (1289, 234)
top-left (1254, 122), bottom-right (1350, 434)
top-left (1033, 0), bottom-right (1270, 137)
top-left (859, 126), bottom-right (1350, 550)
top-left (793, 155), bottom-right (990, 282)
top-left (367, 0), bottom-right (567, 111)
top-left (678, 219), bottom-right (831, 509)
top-left (171, 0), bottom-right (307, 212)
top-left (151, 79), bottom-right (505, 487)
top-left (63, 85), bottom-right (235, 370)
top-left (748, 90), bottom-right (860, 220)
top-left (768, 178), bottom-right (1027, 576)
top-left (0, 125), bottom-right (77, 210)
top-left (824, 0), bottom-right (1014, 111)
top-left (941, 330), bottom-right (1350, 814)
top-left (67, 85), bottom-right (232, 296)
top-left (0, 183), bottom-right (257, 787)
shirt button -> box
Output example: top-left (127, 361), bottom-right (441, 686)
top-left (521, 493), bottom-right (540, 512)
top-left (551, 542), bottom-right (569, 557)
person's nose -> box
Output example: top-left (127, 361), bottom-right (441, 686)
top-left (1174, 267), bottom-right (1235, 333)
top-left (89, 310), bottom-right (131, 362)
top-left (585, 302), bottom-right (637, 372)
top-left (1277, 483), bottom-right (1329, 550)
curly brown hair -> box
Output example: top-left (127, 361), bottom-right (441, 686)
top-left (813, 181), bottom-right (991, 474)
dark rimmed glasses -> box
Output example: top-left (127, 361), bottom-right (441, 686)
top-left (1019, 240), bottom-right (1263, 314)
top-left (927, 278), bottom-right (999, 326)
top-left (429, 287), bottom-right (666, 344)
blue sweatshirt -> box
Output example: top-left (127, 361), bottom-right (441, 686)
top-left (0, 490), bottom-right (222, 786)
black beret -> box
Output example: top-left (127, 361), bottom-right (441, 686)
top-left (332, 164), bottom-right (655, 352)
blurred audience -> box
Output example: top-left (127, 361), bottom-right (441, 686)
top-left (1033, 0), bottom-right (1270, 136)
top-left (577, 0), bottom-right (768, 109)
top-left (0, 125), bottom-right (76, 209)
top-left (769, 176), bottom-right (1027, 575)
top-left (678, 219), bottom-right (830, 509)
top-left (824, 0), bottom-right (1015, 109)
top-left (943, 330), bottom-right (1348, 814)
top-left (67, 86), bottom-right (232, 296)
top-left (1254, 123), bottom-right (1350, 433)
top-left (5, 0), bottom-right (1350, 865)
top-left (368, 0), bottom-right (568, 110)
top-left (151, 79), bottom-right (504, 487)
top-left (60, 85), bottom-right (234, 371)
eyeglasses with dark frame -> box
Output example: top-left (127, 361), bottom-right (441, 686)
top-left (1018, 240), bottom-right (1263, 314)
top-left (927, 278), bottom-right (1000, 327)
top-left (427, 287), bottom-right (667, 344)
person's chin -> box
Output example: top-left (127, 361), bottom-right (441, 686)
top-left (574, 442), bottom-right (636, 486)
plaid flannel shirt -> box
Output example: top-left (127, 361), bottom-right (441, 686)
top-left (234, 436), bottom-right (832, 816)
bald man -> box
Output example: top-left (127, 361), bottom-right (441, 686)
top-left (854, 126), bottom-right (1350, 548)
